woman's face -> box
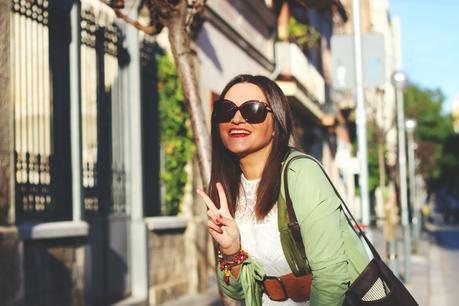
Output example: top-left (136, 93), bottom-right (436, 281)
top-left (219, 82), bottom-right (274, 157)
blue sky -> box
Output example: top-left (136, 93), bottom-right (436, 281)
top-left (389, 0), bottom-right (459, 113)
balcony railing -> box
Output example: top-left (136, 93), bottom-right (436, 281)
top-left (275, 42), bottom-right (325, 105)
top-left (206, 0), bottom-right (276, 63)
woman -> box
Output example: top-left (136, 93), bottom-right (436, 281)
top-left (197, 75), bottom-right (369, 306)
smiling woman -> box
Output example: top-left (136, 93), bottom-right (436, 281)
top-left (197, 74), bottom-right (370, 306)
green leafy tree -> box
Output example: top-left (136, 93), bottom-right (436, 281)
top-left (440, 132), bottom-right (459, 197)
top-left (158, 54), bottom-right (195, 215)
top-left (366, 121), bottom-right (387, 193)
top-left (403, 84), bottom-right (455, 192)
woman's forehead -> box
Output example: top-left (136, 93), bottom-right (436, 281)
top-left (223, 83), bottom-right (267, 104)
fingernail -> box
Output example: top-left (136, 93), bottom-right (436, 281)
top-left (215, 218), bottom-right (221, 225)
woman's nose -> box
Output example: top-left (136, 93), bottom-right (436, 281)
top-left (230, 110), bottom-right (246, 124)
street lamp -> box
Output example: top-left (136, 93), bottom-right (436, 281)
top-left (405, 118), bottom-right (416, 131)
top-left (406, 118), bottom-right (420, 253)
top-left (391, 70), bottom-right (412, 282)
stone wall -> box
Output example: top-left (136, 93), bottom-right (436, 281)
top-left (148, 227), bottom-right (188, 305)
top-left (0, 0), bottom-right (13, 226)
top-left (22, 237), bottom-right (86, 306)
top-left (0, 227), bottom-right (22, 306)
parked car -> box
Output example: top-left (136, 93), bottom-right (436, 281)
top-left (443, 195), bottom-right (459, 223)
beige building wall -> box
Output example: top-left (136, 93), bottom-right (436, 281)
top-left (369, 0), bottom-right (399, 168)
top-left (332, 0), bottom-right (402, 223)
top-left (334, 0), bottom-right (400, 167)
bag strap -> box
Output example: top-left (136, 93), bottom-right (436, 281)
top-left (283, 154), bottom-right (381, 260)
top-left (283, 156), bottom-right (307, 260)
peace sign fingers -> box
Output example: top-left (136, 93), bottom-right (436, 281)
top-left (196, 188), bottom-right (218, 212)
top-left (197, 183), bottom-right (241, 255)
top-left (216, 182), bottom-right (231, 217)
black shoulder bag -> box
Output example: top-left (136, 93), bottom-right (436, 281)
top-left (283, 154), bottom-right (418, 306)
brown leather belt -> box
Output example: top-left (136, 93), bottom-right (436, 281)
top-left (261, 272), bottom-right (313, 302)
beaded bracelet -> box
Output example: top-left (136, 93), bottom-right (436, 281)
top-left (217, 249), bottom-right (249, 284)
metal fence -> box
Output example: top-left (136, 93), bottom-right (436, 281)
top-left (80, 1), bottom-right (126, 215)
top-left (11, 0), bottom-right (127, 222)
top-left (11, 0), bottom-right (54, 222)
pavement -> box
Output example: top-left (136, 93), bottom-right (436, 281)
top-left (161, 218), bottom-right (449, 306)
top-left (425, 215), bottom-right (459, 305)
top-left (159, 282), bottom-right (221, 306)
top-left (371, 225), bottom-right (430, 305)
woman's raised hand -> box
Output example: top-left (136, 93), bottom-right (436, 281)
top-left (197, 182), bottom-right (241, 256)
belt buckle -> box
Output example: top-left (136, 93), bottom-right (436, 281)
top-left (261, 275), bottom-right (288, 302)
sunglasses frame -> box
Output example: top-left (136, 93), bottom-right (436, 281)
top-left (213, 99), bottom-right (273, 124)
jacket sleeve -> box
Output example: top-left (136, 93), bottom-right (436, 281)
top-left (216, 256), bottom-right (266, 303)
top-left (217, 267), bottom-right (245, 300)
top-left (288, 158), bottom-right (351, 306)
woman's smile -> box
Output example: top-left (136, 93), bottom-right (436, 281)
top-left (229, 128), bottom-right (251, 137)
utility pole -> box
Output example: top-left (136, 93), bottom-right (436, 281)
top-left (352, 0), bottom-right (371, 232)
top-left (406, 119), bottom-right (419, 252)
top-left (392, 70), bottom-right (411, 283)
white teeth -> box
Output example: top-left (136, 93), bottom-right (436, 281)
top-left (230, 130), bottom-right (250, 135)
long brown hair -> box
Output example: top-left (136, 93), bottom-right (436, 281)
top-left (208, 74), bottom-right (294, 220)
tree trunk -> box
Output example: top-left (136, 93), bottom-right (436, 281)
top-left (161, 0), bottom-right (211, 187)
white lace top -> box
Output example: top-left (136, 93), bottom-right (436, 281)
top-left (235, 174), bottom-right (309, 306)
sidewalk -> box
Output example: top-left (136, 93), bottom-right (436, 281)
top-left (424, 212), bottom-right (459, 305)
top-left (162, 228), bottom-right (432, 306)
top-left (371, 226), bottom-right (430, 306)
top-left (159, 278), bottom-right (221, 306)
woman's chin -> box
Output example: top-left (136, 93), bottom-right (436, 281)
top-left (225, 144), bottom-right (268, 159)
top-left (225, 144), bottom-right (251, 156)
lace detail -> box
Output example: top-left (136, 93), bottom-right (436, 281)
top-left (235, 174), bottom-right (277, 225)
top-left (234, 174), bottom-right (309, 306)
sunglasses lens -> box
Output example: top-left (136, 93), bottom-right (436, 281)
top-left (241, 101), bottom-right (269, 123)
top-left (213, 100), bottom-right (271, 123)
top-left (214, 100), bottom-right (236, 123)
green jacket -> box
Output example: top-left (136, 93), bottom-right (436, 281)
top-left (217, 149), bottom-right (369, 306)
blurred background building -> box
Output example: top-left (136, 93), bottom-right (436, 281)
top-left (332, 0), bottom-right (402, 223)
top-left (0, 0), bottom-right (434, 305)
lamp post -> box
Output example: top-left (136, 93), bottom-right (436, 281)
top-left (391, 70), bottom-right (411, 282)
top-left (406, 118), bottom-right (419, 253)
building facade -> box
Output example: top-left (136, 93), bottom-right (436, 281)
top-left (0, 0), bottom-right (349, 305)
top-left (331, 0), bottom-right (404, 224)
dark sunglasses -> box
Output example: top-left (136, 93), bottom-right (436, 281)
top-left (212, 99), bottom-right (273, 124)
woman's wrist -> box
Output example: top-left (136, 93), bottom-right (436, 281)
top-left (220, 244), bottom-right (241, 260)
top-left (217, 249), bottom-right (249, 284)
